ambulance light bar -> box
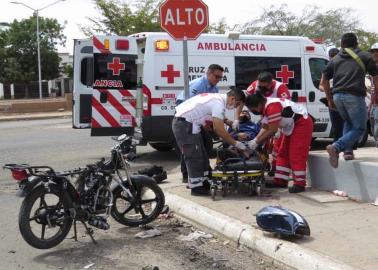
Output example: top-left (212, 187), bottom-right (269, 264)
top-left (155, 40), bottom-right (169, 51)
top-left (305, 46), bottom-right (315, 52)
top-left (116, 39), bottom-right (129, 50)
top-left (104, 39), bottom-right (110, 50)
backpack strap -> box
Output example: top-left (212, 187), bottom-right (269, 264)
top-left (344, 48), bottom-right (366, 73)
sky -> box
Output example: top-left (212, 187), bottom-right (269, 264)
top-left (1, 0), bottom-right (377, 54)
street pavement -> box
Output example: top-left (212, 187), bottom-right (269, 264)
top-left (0, 118), bottom-right (283, 270)
top-left (1, 117), bottom-right (378, 269)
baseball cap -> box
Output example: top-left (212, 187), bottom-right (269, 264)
top-left (369, 43), bottom-right (378, 52)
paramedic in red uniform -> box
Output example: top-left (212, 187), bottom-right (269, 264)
top-left (245, 92), bottom-right (313, 193)
top-left (245, 72), bottom-right (291, 176)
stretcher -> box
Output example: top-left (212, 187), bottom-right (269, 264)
top-left (209, 147), bottom-right (269, 200)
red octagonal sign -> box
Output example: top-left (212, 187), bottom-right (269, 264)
top-left (159, 0), bottom-right (209, 40)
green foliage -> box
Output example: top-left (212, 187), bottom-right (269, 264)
top-left (81, 0), bottom-right (162, 36)
top-left (233, 4), bottom-right (377, 49)
top-left (61, 63), bottom-right (73, 78)
top-left (207, 18), bottom-right (229, 34)
top-left (0, 16), bottom-right (65, 84)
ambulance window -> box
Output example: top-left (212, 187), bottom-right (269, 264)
top-left (309, 58), bottom-right (328, 88)
top-left (235, 57), bottom-right (302, 90)
top-left (80, 57), bottom-right (93, 87)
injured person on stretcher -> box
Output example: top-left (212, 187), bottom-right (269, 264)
top-left (220, 110), bottom-right (262, 161)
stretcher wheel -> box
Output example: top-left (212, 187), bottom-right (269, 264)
top-left (256, 185), bottom-right (262, 196)
top-left (211, 187), bottom-right (216, 200)
top-left (222, 183), bottom-right (227, 197)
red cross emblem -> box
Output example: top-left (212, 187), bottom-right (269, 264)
top-left (276, 65), bottom-right (294, 84)
top-left (161, 64), bottom-right (180, 84)
top-left (107, 57), bottom-right (125, 76)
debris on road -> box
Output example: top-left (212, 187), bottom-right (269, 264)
top-left (84, 262), bottom-right (95, 269)
top-left (8, 250), bottom-right (16, 254)
top-left (177, 230), bottom-right (213, 242)
top-left (333, 190), bottom-right (347, 197)
top-left (135, 228), bottom-right (162, 239)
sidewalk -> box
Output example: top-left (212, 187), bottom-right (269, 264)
top-left (162, 169), bottom-right (378, 270)
top-left (0, 111), bottom-right (72, 122)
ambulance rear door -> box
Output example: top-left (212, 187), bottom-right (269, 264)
top-left (91, 36), bottom-right (138, 136)
top-left (73, 39), bottom-right (93, 128)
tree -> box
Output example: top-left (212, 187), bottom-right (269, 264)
top-left (234, 4), bottom-right (377, 49)
top-left (207, 18), bottom-right (229, 34)
top-left (0, 16), bottom-right (65, 84)
top-left (81, 0), bottom-right (162, 36)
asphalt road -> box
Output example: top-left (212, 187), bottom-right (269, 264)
top-left (0, 118), bottom-right (283, 270)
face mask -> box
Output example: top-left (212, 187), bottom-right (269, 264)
top-left (226, 103), bottom-right (236, 110)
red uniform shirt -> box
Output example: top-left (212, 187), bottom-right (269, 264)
top-left (246, 80), bottom-right (290, 99)
top-left (264, 102), bottom-right (283, 125)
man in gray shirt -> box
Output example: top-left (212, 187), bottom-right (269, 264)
top-left (322, 33), bottom-right (378, 168)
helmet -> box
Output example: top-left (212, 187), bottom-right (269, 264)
top-left (256, 206), bottom-right (310, 237)
top-left (369, 43), bottom-right (378, 52)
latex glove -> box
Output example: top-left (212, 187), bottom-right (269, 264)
top-left (234, 141), bottom-right (246, 151)
top-left (232, 120), bottom-right (240, 131)
top-left (274, 130), bottom-right (281, 139)
top-left (247, 139), bottom-right (258, 150)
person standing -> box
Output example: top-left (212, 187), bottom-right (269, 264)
top-left (369, 43), bottom-right (378, 147)
top-left (320, 48), bottom-right (344, 143)
top-left (172, 88), bottom-right (246, 196)
top-left (322, 33), bottom-right (378, 168)
top-left (244, 72), bottom-right (291, 177)
top-left (175, 64), bottom-right (224, 182)
top-left (245, 92), bottom-right (313, 193)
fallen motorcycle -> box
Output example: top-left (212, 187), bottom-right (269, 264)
top-left (3, 134), bottom-right (165, 249)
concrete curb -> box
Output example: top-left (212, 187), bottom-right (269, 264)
top-left (166, 192), bottom-right (358, 270)
top-left (0, 113), bottom-right (72, 122)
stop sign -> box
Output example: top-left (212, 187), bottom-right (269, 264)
top-left (159, 0), bottom-right (209, 40)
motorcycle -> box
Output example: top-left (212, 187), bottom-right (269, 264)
top-left (3, 134), bottom-right (165, 249)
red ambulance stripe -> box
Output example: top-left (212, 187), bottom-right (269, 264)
top-left (298, 96), bottom-right (307, 103)
top-left (92, 96), bottom-right (121, 127)
top-left (142, 85), bottom-right (152, 116)
top-left (91, 118), bottom-right (101, 128)
top-left (151, 98), bottom-right (163, 104)
top-left (118, 89), bottom-right (136, 107)
top-left (93, 36), bottom-right (110, 54)
top-left (105, 90), bottom-right (136, 126)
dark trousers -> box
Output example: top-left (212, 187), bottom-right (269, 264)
top-left (329, 109), bottom-right (344, 142)
top-left (180, 128), bottom-right (213, 178)
top-left (172, 118), bottom-right (210, 188)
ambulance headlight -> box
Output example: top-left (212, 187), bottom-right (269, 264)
top-left (155, 40), bottom-right (169, 52)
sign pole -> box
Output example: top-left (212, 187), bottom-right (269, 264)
top-left (183, 36), bottom-right (189, 100)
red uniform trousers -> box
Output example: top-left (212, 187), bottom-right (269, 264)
top-left (274, 117), bottom-right (313, 187)
top-left (271, 134), bottom-right (284, 171)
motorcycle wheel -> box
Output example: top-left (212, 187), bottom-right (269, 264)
top-left (18, 185), bottom-right (73, 249)
top-left (111, 177), bottom-right (165, 227)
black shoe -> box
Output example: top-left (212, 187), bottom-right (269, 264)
top-left (138, 165), bottom-right (163, 177)
top-left (182, 174), bottom-right (188, 183)
top-left (191, 186), bottom-right (210, 196)
top-left (288, 185), bottom-right (306, 193)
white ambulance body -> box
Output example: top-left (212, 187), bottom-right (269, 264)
top-left (73, 32), bottom-right (331, 150)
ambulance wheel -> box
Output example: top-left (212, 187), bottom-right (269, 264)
top-left (149, 143), bottom-right (173, 152)
top-left (211, 187), bottom-right (216, 200)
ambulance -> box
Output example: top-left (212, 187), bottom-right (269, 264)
top-left (72, 32), bottom-right (369, 151)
